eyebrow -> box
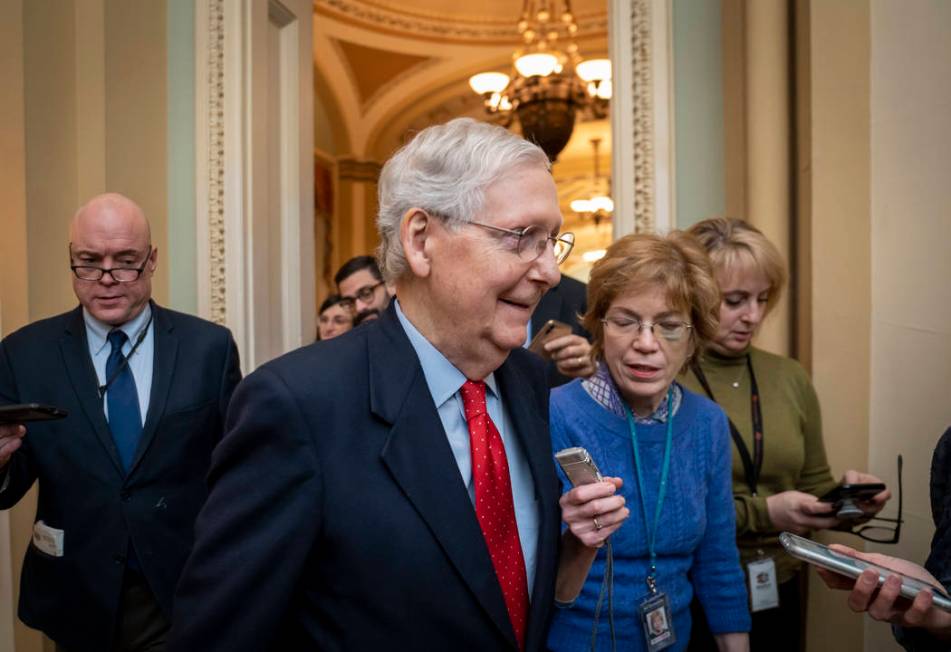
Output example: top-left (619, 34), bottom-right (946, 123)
top-left (607, 307), bottom-right (682, 319)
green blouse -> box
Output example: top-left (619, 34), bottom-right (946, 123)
top-left (680, 346), bottom-right (837, 583)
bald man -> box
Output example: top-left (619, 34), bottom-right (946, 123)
top-left (0, 194), bottom-right (241, 651)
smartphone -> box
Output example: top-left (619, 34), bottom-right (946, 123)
top-left (779, 532), bottom-right (951, 612)
top-left (819, 483), bottom-right (886, 504)
top-left (0, 403), bottom-right (68, 425)
top-left (528, 319), bottom-right (572, 359)
top-left (555, 447), bottom-right (603, 487)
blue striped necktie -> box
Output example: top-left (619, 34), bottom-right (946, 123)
top-left (106, 329), bottom-right (142, 472)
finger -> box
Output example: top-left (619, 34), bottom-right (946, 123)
top-left (868, 574), bottom-right (903, 621)
top-left (816, 567), bottom-right (858, 591)
top-left (801, 498), bottom-right (837, 516)
top-left (903, 590), bottom-right (933, 628)
top-left (847, 569), bottom-right (881, 613)
top-left (0, 424), bottom-right (26, 438)
top-left (829, 543), bottom-right (859, 556)
top-left (564, 481), bottom-right (618, 505)
top-left (544, 335), bottom-right (581, 352)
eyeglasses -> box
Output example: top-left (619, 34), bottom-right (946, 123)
top-left (601, 315), bottom-right (693, 342)
top-left (341, 281), bottom-right (383, 304)
top-left (851, 455), bottom-right (903, 544)
top-left (469, 221), bottom-right (575, 265)
top-left (70, 249), bottom-right (152, 283)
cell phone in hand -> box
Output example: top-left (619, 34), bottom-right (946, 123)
top-left (819, 483), bottom-right (887, 519)
top-left (527, 320), bottom-right (572, 359)
top-left (0, 403), bottom-right (68, 425)
top-left (555, 447), bottom-right (603, 487)
top-left (780, 532), bottom-right (951, 612)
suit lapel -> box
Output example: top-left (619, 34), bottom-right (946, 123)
top-left (60, 307), bottom-right (125, 475)
top-left (371, 307), bottom-right (519, 650)
top-left (128, 304), bottom-right (177, 476)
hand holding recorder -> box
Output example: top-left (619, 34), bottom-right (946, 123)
top-left (0, 404), bottom-right (68, 468)
top-left (555, 447), bottom-right (629, 548)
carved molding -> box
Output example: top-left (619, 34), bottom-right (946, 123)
top-left (631, 0), bottom-right (654, 233)
top-left (337, 158), bottom-right (382, 182)
top-left (207, 0), bottom-right (227, 324)
top-left (314, 0), bottom-right (607, 44)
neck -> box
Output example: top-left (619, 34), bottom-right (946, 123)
top-left (628, 390), bottom-right (667, 418)
top-left (396, 286), bottom-right (507, 380)
top-left (706, 342), bottom-right (751, 361)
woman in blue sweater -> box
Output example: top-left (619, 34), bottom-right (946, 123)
top-left (549, 233), bottom-right (751, 651)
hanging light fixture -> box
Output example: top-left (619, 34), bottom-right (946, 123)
top-left (468, 1), bottom-right (611, 162)
top-left (569, 137), bottom-right (613, 226)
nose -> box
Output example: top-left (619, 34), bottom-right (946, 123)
top-left (356, 297), bottom-right (371, 312)
top-left (529, 246), bottom-right (561, 290)
top-left (631, 323), bottom-right (661, 352)
top-left (741, 300), bottom-right (765, 326)
top-left (99, 271), bottom-right (118, 286)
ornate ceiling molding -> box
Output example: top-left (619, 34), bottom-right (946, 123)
top-left (314, 0), bottom-right (607, 45)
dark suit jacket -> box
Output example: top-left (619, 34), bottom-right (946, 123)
top-left (169, 304), bottom-right (561, 651)
top-left (531, 275), bottom-right (590, 387)
top-left (0, 303), bottom-right (240, 651)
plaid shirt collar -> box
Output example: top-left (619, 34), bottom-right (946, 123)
top-left (581, 361), bottom-right (682, 424)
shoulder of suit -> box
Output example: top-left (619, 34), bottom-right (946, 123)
top-left (0, 307), bottom-right (79, 347)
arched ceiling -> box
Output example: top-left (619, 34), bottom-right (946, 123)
top-left (313, 0), bottom-right (608, 159)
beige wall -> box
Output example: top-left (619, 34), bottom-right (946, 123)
top-left (866, 0), bottom-right (951, 650)
top-left (803, 1), bottom-right (872, 649)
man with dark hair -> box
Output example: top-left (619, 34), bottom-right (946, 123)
top-left (334, 255), bottom-right (391, 322)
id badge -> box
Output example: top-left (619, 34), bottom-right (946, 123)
top-left (639, 592), bottom-right (676, 651)
top-left (747, 557), bottom-right (779, 612)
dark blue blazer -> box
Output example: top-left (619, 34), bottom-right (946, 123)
top-left (531, 275), bottom-right (590, 387)
top-left (169, 304), bottom-right (562, 651)
top-left (0, 304), bottom-right (240, 651)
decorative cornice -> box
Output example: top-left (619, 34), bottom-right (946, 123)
top-left (207, 0), bottom-right (227, 324)
top-left (314, 0), bottom-right (607, 45)
top-left (631, 0), bottom-right (654, 233)
top-left (337, 157), bottom-right (382, 182)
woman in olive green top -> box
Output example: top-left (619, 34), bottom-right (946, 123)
top-left (683, 218), bottom-right (891, 651)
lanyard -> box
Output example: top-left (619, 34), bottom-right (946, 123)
top-left (97, 312), bottom-right (153, 399)
top-left (624, 388), bottom-right (673, 594)
top-left (690, 355), bottom-right (764, 495)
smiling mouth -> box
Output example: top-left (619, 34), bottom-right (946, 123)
top-left (499, 297), bottom-right (533, 311)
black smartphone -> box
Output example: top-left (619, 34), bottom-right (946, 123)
top-left (0, 403), bottom-right (68, 425)
top-left (819, 483), bottom-right (886, 504)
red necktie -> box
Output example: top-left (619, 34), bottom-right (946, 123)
top-left (459, 379), bottom-right (529, 650)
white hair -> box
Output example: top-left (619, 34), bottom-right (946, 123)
top-left (375, 117), bottom-right (551, 282)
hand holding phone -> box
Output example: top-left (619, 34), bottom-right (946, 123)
top-left (819, 482), bottom-right (887, 519)
top-left (555, 447), bottom-right (628, 548)
top-left (528, 320), bottom-right (572, 359)
top-left (782, 532), bottom-right (951, 612)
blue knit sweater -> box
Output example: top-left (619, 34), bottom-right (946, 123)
top-left (547, 380), bottom-right (751, 651)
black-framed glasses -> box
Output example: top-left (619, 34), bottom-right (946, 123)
top-left (469, 220), bottom-right (575, 265)
top-left (340, 281), bottom-right (383, 304)
top-left (852, 454), bottom-right (903, 544)
top-left (600, 315), bottom-right (693, 342)
top-left (70, 249), bottom-right (153, 283)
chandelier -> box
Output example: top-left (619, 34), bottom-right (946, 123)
top-left (468, 1), bottom-right (611, 162)
top-left (569, 137), bottom-right (613, 227)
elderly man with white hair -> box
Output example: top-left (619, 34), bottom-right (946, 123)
top-left (168, 118), bottom-right (622, 651)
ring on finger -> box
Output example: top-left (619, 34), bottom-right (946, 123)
top-left (593, 517), bottom-right (602, 530)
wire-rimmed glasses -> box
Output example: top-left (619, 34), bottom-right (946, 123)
top-left (468, 220), bottom-right (575, 265)
top-left (851, 454), bottom-right (903, 544)
top-left (600, 315), bottom-right (693, 342)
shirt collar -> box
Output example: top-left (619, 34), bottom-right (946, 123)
top-left (394, 300), bottom-right (499, 407)
top-left (83, 302), bottom-right (153, 356)
top-left (582, 360), bottom-right (682, 423)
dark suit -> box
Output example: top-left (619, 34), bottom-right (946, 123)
top-left (531, 275), bottom-right (590, 387)
top-left (169, 304), bottom-right (561, 651)
top-left (0, 304), bottom-right (240, 651)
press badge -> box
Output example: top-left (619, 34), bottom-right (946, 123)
top-left (32, 521), bottom-right (64, 557)
top-left (747, 557), bottom-right (779, 612)
top-left (639, 592), bottom-right (676, 651)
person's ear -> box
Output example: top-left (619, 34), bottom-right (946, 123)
top-left (400, 209), bottom-right (434, 278)
top-left (147, 246), bottom-right (158, 272)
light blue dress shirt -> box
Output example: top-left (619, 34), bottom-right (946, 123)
top-left (84, 303), bottom-right (154, 425)
top-left (395, 301), bottom-right (540, 596)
